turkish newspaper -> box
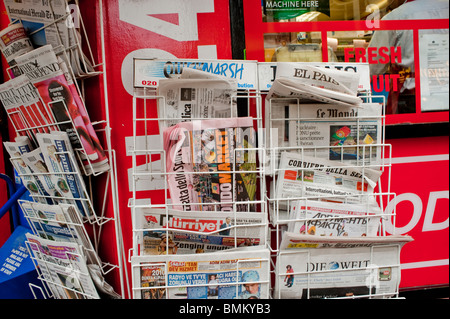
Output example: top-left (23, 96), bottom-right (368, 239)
top-left (266, 64), bottom-right (362, 107)
top-left (3, 0), bottom-right (94, 76)
top-left (275, 152), bottom-right (382, 205)
top-left (134, 207), bottom-right (267, 255)
top-left (287, 200), bottom-right (382, 237)
top-left (275, 234), bottom-right (413, 299)
top-left (15, 45), bottom-right (109, 174)
top-left (26, 233), bottom-right (100, 299)
top-left (131, 248), bottom-right (270, 299)
top-left (163, 117), bottom-right (257, 212)
top-left (266, 102), bottom-right (382, 168)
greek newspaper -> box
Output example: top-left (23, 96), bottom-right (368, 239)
top-left (275, 152), bottom-right (382, 205)
top-left (163, 117), bottom-right (257, 212)
top-left (287, 200), bottom-right (382, 237)
top-left (135, 208), bottom-right (267, 255)
top-left (26, 233), bottom-right (100, 299)
top-left (275, 234), bottom-right (413, 299)
top-left (131, 248), bottom-right (270, 299)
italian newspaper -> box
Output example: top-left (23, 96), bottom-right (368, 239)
top-left (275, 234), bottom-right (413, 299)
top-left (134, 207), bottom-right (267, 255)
top-left (131, 248), bottom-right (270, 299)
top-left (163, 117), bottom-right (257, 212)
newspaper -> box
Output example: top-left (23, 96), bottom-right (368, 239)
top-left (20, 200), bottom-right (100, 266)
top-left (163, 118), bottom-right (257, 212)
top-left (266, 102), bottom-right (382, 168)
top-left (25, 233), bottom-right (100, 299)
top-left (275, 234), bottom-right (413, 299)
top-left (287, 200), bottom-right (381, 237)
top-left (0, 22), bottom-right (34, 76)
top-left (158, 78), bottom-right (237, 128)
top-left (36, 131), bottom-right (94, 219)
top-left (3, 0), bottom-right (94, 77)
top-left (0, 79), bottom-right (29, 138)
top-left (266, 64), bottom-right (362, 107)
top-left (275, 152), bottom-right (382, 205)
top-left (134, 207), bottom-right (267, 255)
top-left (15, 45), bottom-right (109, 174)
top-left (131, 248), bottom-right (270, 299)
top-left (3, 136), bottom-right (51, 203)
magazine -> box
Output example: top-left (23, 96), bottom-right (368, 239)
top-left (36, 131), bottom-right (94, 219)
top-left (20, 200), bottom-right (100, 266)
top-left (134, 207), bottom-right (267, 255)
top-left (158, 78), bottom-right (237, 128)
top-left (15, 45), bottom-right (108, 173)
top-left (265, 102), bottom-right (382, 169)
top-left (275, 234), bottom-right (413, 299)
top-left (131, 248), bottom-right (270, 299)
top-left (275, 152), bottom-right (382, 205)
top-left (0, 22), bottom-right (34, 76)
top-left (163, 118), bottom-right (257, 212)
top-left (25, 233), bottom-right (100, 299)
top-left (266, 64), bottom-right (362, 107)
top-left (287, 200), bottom-right (382, 237)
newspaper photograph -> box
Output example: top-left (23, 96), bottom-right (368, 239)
top-left (266, 64), bottom-right (362, 107)
top-left (266, 102), bottom-right (382, 166)
top-left (134, 207), bottom-right (267, 255)
top-left (275, 152), bottom-right (382, 205)
top-left (163, 117), bottom-right (257, 212)
top-left (25, 233), bottom-right (100, 299)
top-left (132, 248), bottom-right (270, 299)
top-left (36, 131), bottom-right (94, 219)
top-left (287, 200), bottom-right (382, 237)
top-left (158, 78), bottom-right (237, 128)
top-left (20, 200), bottom-right (100, 266)
top-left (275, 234), bottom-right (413, 299)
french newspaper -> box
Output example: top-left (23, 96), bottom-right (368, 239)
top-left (15, 45), bottom-right (108, 173)
top-left (158, 78), bottom-right (237, 128)
top-left (163, 117), bottom-right (257, 212)
top-left (287, 200), bottom-right (382, 237)
top-left (134, 207), bottom-right (267, 255)
top-left (275, 234), bottom-right (413, 299)
top-left (131, 248), bottom-right (270, 299)
top-left (26, 233), bottom-right (100, 299)
top-left (275, 152), bottom-right (382, 205)
top-left (266, 64), bottom-right (362, 107)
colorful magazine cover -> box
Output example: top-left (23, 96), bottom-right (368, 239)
top-left (163, 117), bottom-right (257, 212)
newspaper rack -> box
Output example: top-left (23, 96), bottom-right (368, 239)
top-left (1, 0), bottom-right (127, 298)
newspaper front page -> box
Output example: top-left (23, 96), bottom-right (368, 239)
top-left (132, 248), bottom-right (270, 299)
top-left (26, 233), bottom-right (100, 299)
top-left (135, 208), bottom-right (267, 255)
top-left (287, 200), bottom-right (381, 237)
top-left (0, 22), bottom-right (34, 76)
top-left (163, 117), bottom-right (257, 212)
top-left (275, 234), bottom-right (413, 299)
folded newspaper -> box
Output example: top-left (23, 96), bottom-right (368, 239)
top-left (163, 117), bottom-right (257, 212)
top-left (275, 152), bottom-right (382, 204)
top-left (134, 207), bottom-right (267, 255)
top-left (26, 233), bottom-right (100, 299)
top-left (15, 45), bottom-right (109, 174)
top-left (131, 248), bottom-right (270, 299)
top-left (287, 200), bottom-right (382, 237)
top-left (275, 234), bottom-right (413, 299)
top-left (265, 102), bottom-right (382, 170)
top-left (266, 64), bottom-right (362, 107)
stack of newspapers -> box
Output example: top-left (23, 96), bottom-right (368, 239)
top-left (0, 8), bottom-right (117, 299)
top-left (265, 63), bottom-right (413, 299)
top-left (131, 68), bottom-right (270, 299)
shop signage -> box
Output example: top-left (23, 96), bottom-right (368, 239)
top-left (263, 0), bottom-right (330, 21)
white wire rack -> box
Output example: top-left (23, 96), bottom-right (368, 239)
top-left (2, 0), bottom-right (127, 299)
